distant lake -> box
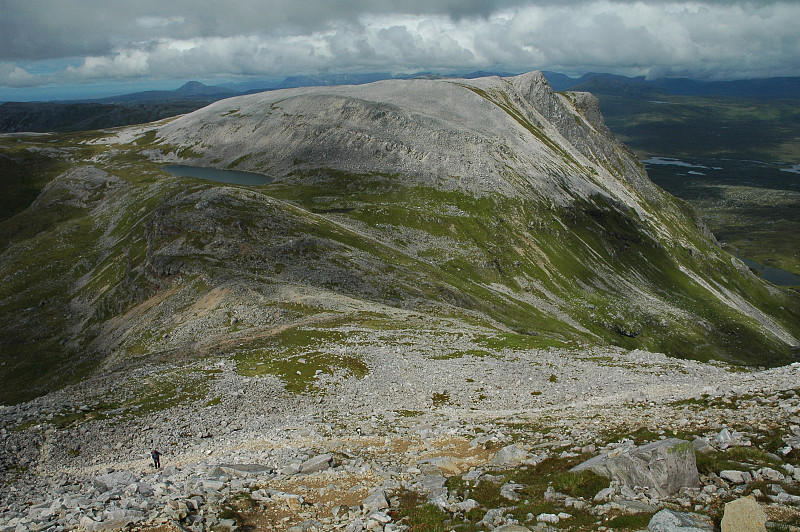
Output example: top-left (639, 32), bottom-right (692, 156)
top-left (164, 165), bottom-right (273, 186)
top-left (737, 253), bottom-right (800, 286)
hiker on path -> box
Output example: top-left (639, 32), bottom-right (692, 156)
top-left (151, 449), bottom-right (161, 468)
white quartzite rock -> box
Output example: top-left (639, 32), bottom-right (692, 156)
top-left (500, 482), bottom-right (524, 501)
top-left (489, 443), bottom-right (527, 466)
top-left (757, 467), bottom-right (785, 482)
top-left (648, 509), bottom-right (714, 531)
top-left (537, 513), bottom-right (559, 524)
top-left (593, 486), bottom-right (615, 502)
top-left (719, 470), bottom-right (746, 484)
top-left (300, 453), bottom-right (334, 474)
top-left (362, 490), bottom-right (389, 513)
top-left (453, 499), bottom-right (480, 513)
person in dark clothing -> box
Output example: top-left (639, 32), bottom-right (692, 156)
top-left (151, 449), bottom-right (161, 468)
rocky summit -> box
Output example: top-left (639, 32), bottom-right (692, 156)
top-left (1, 72), bottom-right (799, 531)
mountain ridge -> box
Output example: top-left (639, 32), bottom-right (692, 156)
top-left (0, 71), bottom-right (798, 406)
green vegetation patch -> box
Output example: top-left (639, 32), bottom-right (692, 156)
top-left (431, 391), bottom-right (451, 406)
top-left (438, 454), bottom-right (606, 529)
top-left (391, 491), bottom-right (451, 532)
top-left (551, 469), bottom-right (609, 499)
top-left (235, 326), bottom-right (368, 393)
top-left (604, 513), bottom-right (655, 530)
top-left (261, 168), bottom-right (800, 367)
top-left (696, 445), bottom-right (784, 475)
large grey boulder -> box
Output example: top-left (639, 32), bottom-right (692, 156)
top-left (648, 509), bottom-right (713, 531)
top-left (490, 443), bottom-right (527, 467)
top-left (571, 438), bottom-right (699, 497)
top-left (362, 489), bottom-right (389, 513)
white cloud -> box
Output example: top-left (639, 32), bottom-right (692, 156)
top-left (0, 62), bottom-right (40, 87)
top-left (1, 1), bottom-right (799, 88)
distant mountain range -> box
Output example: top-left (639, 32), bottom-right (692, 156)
top-left (2, 72), bottom-right (799, 134)
top-left (93, 80), bottom-right (238, 103)
top-left (0, 81), bottom-right (240, 133)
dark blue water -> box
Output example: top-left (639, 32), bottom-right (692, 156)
top-left (164, 165), bottom-right (273, 186)
top-left (737, 254), bottom-right (800, 286)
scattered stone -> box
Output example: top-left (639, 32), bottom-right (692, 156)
top-left (647, 509), bottom-right (714, 531)
top-left (453, 499), bottom-right (480, 513)
top-left (500, 482), bottom-right (524, 501)
top-left (537, 513), bottom-right (559, 524)
top-left (758, 467), bottom-right (785, 482)
top-left (94, 471), bottom-right (137, 490)
top-left (692, 438), bottom-right (713, 454)
top-left (419, 475), bottom-right (447, 492)
top-left (218, 463), bottom-right (274, 477)
top-left (272, 492), bottom-right (305, 512)
top-left (251, 489), bottom-right (271, 502)
top-left (481, 508), bottom-right (510, 529)
top-left (418, 456), bottom-right (461, 475)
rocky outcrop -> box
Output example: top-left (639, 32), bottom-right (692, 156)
top-left (571, 438), bottom-right (700, 496)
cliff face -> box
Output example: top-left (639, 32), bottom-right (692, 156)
top-left (1, 72), bottom-right (798, 403)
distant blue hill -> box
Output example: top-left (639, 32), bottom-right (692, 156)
top-left (93, 81), bottom-right (238, 103)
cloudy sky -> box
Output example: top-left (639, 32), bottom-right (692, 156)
top-left (1, 0), bottom-right (798, 100)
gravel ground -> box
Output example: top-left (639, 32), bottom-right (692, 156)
top-left (2, 325), bottom-right (799, 530)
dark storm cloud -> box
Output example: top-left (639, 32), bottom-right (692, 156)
top-left (0, 0), bottom-right (524, 60)
top-left (1, 0), bottom-right (798, 87)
